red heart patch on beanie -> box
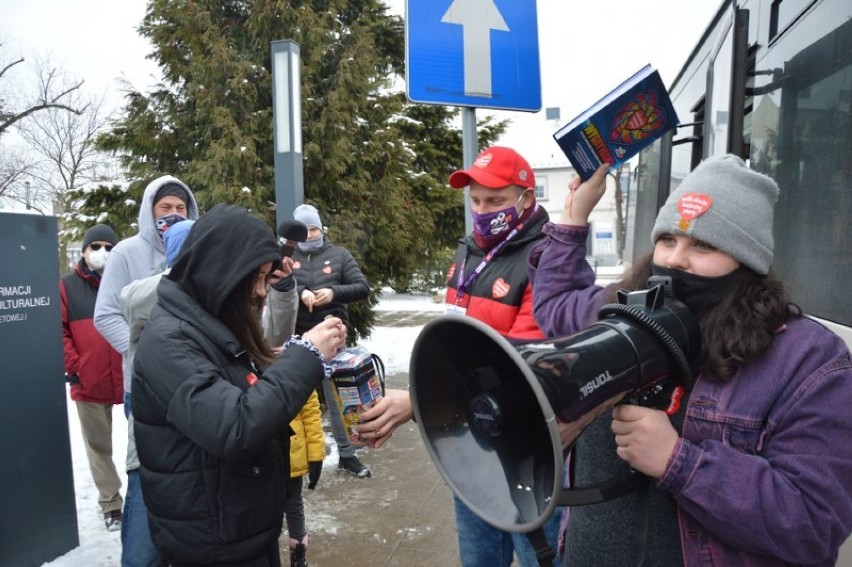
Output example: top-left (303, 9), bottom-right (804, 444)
top-left (677, 192), bottom-right (713, 230)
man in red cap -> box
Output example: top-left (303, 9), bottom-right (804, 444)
top-left (357, 146), bottom-right (564, 566)
top-left (443, 145), bottom-right (547, 336)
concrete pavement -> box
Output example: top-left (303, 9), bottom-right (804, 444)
top-left (296, 369), bottom-right (463, 567)
top-left (288, 303), bottom-right (465, 566)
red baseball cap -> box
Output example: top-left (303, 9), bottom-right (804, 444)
top-left (448, 146), bottom-right (536, 190)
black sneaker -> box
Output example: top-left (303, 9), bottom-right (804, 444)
top-left (289, 542), bottom-right (308, 567)
top-left (338, 455), bottom-right (372, 478)
top-left (104, 509), bottom-right (122, 532)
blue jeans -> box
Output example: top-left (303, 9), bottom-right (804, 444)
top-left (454, 495), bottom-right (562, 567)
top-left (122, 394), bottom-right (164, 567)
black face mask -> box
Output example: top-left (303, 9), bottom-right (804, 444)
top-left (651, 264), bottom-right (741, 317)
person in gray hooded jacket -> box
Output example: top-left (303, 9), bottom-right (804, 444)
top-left (95, 175), bottom-right (200, 396)
top-left (93, 175), bottom-right (199, 567)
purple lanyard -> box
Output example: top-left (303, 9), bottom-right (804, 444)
top-left (455, 204), bottom-right (538, 301)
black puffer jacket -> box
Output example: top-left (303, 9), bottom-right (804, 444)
top-left (132, 205), bottom-right (325, 564)
top-left (292, 238), bottom-right (369, 333)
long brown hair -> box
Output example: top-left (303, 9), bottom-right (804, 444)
top-left (609, 253), bottom-right (800, 380)
top-left (219, 268), bottom-right (275, 368)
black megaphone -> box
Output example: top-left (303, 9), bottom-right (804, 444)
top-left (408, 277), bottom-right (700, 533)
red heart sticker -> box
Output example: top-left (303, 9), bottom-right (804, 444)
top-left (492, 278), bottom-right (510, 299)
top-left (676, 193), bottom-right (713, 230)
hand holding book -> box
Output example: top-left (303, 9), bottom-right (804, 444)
top-left (562, 164), bottom-right (610, 226)
top-left (553, 64), bottom-right (679, 180)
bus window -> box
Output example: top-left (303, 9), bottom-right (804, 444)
top-left (706, 24), bottom-right (734, 156)
top-left (752, 16), bottom-right (852, 325)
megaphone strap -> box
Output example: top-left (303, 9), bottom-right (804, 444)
top-left (598, 302), bottom-right (695, 391)
top-left (524, 526), bottom-right (557, 566)
top-left (557, 472), bottom-right (653, 567)
top-left (633, 480), bottom-right (651, 567)
top-left (556, 471), bottom-right (649, 506)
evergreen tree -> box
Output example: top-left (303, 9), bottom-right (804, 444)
top-left (63, 183), bottom-right (139, 243)
top-left (96, 0), bottom-right (505, 340)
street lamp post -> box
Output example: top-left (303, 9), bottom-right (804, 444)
top-left (271, 40), bottom-right (304, 229)
top-left (25, 181), bottom-right (31, 210)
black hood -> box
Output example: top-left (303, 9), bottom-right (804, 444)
top-left (167, 204), bottom-right (280, 318)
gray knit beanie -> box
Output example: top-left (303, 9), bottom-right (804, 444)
top-left (651, 154), bottom-right (779, 274)
top-left (294, 204), bottom-right (322, 228)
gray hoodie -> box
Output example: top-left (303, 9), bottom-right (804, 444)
top-left (94, 176), bottom-right (199, 393)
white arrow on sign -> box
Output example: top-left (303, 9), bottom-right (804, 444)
top-left (441, 0), bottom-right (508, 98)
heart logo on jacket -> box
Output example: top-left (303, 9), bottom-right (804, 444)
top-left (492, 278), bottom-right (510, 299)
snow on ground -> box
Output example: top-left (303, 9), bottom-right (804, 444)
top-left (41, 291), bottom-right (437, 567)
top-left (372, 289), bottom-right (446, 313)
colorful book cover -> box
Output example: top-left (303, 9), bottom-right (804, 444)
top-left (553, 64), bottom-right (679, 180)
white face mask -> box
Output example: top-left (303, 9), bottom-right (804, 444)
top-left (87, 248), bottom-right (110, 272)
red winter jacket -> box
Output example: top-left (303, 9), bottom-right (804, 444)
top-left (445, 207), bottom-right (548, 341)
top-left (60, 261), bottom-right (123, 404)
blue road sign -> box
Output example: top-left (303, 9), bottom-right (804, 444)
top-left (405, 0), bottom-right (541, 112)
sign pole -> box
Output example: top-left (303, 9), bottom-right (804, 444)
top-left (461, 107), bottom-right (478, 235)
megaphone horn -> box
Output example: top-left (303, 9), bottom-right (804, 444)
top-left (409, 279), bottom-right (700, 533)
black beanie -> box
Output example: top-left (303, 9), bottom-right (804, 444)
top-left (82, 224), bottom-right (118, 251)
top-left (153, 182), bottom-right (190, 207)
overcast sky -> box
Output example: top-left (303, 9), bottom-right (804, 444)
top-left (1, 0), bottom-right (723, 165)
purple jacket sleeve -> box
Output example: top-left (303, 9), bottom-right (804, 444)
top-left (658, 325), bottom-right (852, 563)
top-left (527, 222), bottom-right (619, 337)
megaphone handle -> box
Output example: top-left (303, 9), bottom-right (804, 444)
top-left (524, 527), bottom-right (556, 567)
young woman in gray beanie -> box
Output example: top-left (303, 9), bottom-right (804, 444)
top-left (527, 156), bottom-right (852, 566)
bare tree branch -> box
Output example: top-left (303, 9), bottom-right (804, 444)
top-left (16, 87), bottom-right (118, 213)
top-left (0, 99), bottom-right (83, 133)
top-left (1, 44), bottom-right (114, 214)
top-left (0, 55), bottom-right (24, 80)
top-left (0, 46), bottom-right (86, 137)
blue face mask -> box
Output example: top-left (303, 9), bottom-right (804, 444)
top-left (155, 213), bottom-right (187, 238)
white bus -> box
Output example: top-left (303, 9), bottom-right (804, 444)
top-left (625, 1), bottom-right (851, 560)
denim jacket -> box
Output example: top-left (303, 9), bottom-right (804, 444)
top-left (528, 222), bottom-right (852, 566)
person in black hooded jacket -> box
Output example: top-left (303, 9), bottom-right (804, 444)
top-left (291, 203), bottom-right (373, 478)
top-left (131, 204), bottom-right (347, 567)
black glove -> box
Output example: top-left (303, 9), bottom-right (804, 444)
top-left (66, 374), bottom-right (80, 385)
top-left (307, 461), bottom-right (323, 490)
